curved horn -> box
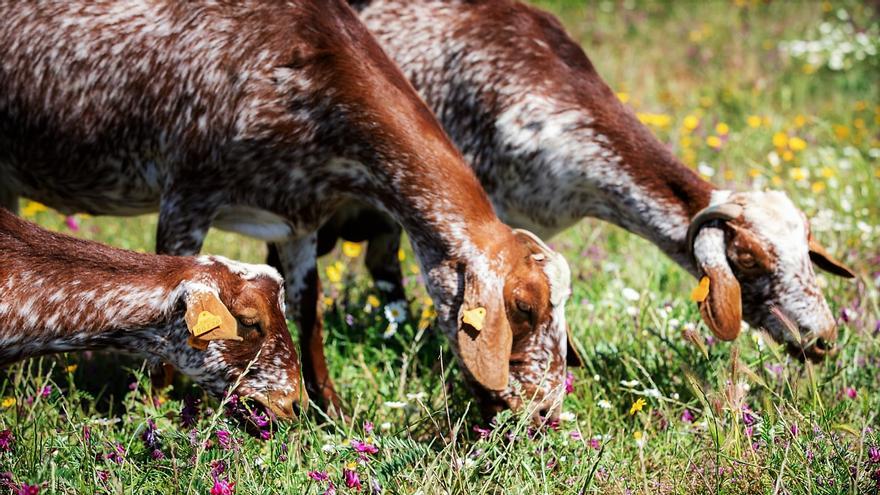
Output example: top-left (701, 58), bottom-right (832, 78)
top-left (686, 203), bottom-right (744, 265)
top-left (512, 228), bottom-right (554, 257)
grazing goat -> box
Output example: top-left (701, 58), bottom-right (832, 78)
top-left (325, 0), bottom-right (856, 360)
top-left (0, 0), bottom-right (576, 420)
top-left (0, 209), bottom-right (302, 418)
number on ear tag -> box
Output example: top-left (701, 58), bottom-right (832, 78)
top-left (191, 311), bottom-right (222, 337)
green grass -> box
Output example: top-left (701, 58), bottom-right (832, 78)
top-left (2, 1), bottom-right (879, 493)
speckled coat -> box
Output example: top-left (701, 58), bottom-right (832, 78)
top-left (0, 0), bottom-right (576, 419)
top-left (326, 0), bottom-right (855, 359)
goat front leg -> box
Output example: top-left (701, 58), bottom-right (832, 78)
top-left (364, 224), bottom-right (407, 303)
top-left (275, 234), bottom-right (343, 417)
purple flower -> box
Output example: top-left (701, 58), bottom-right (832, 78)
top-left (64, 215), bottom-right (79, 232)
top-left (344, 469), bottom-right (362, 491)
top-left (0, 430), bottom-right (13, 452)
top-left (210, 460), bottom-right (227, 478)
top-left (369, 478), bottom-right (382, 494)
top-left (308, 471), bottom-right (329, 482)
top-left (569, 431), bottom-right (582, 441)
top-left (16, 483), bottom-right (40, 495)
top-left (363, 421), bottom-right (374, 435)
top-left (845, 387), bottom-right (857, 399)
top-left (82, 426), bottom-right (91, 443)
top-left (681, 409), bottom-right (695, 423)
top-left (150, 449), bottom-right (164, 460)
top-left (39, 386), bottom-right (52, 399)
top-left (259, 429), bottom-right (272, 441)
top-left (210, 477), bottom-right (235, 495)
top-left (141, 420), bottom-right (160, 450)
top-left (564, 372), bottom-right (575, 395)
top-left (472, 425), bottom-right (491, 440)
top-left (869, 446), bottom-right (880, 464)
top-left (345, 314), bottom-right (355, 327)
top-left (806, 449), bottom-right (814, 462)
top-left (350, 439), bottom-right (378, 455)
top-left (105, 443), bottom-right (125, 464)
top-left (790, 423), bottom-right (798, 437)
top-left (216, 430), bottom-right (233, 450)
top-left (589, 438), bottom-right (601, 450)
top-left (744, 426), bottom-right (754, 438)
top-left (324, 482), bottom-right (337, 495)
top-left (180, 396), bottom-right (201, 427)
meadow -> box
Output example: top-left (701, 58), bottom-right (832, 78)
top-left (1, 1), bottom-right (878, 493)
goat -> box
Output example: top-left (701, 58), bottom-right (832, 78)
top-left (0, 0), bottom-right (576, 421)
top-left (323, 0), bottom-right (856, 360)
top-left (0, 208), bottom-right (302, 418)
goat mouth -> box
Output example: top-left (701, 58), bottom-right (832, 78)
top-left (785, 339), bottom-right (837, 363)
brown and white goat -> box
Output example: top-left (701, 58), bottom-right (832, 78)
top-left (0, 209), bottom-right (302, 418)
top-left (0, 0), bottom-right (575, 420)
top-left (325, 0), bottom-right (856, 360)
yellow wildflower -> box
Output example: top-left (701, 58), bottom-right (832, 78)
top-left (323, 296), bottom-right (334, 307)
top-left (679, 136), bottom-right (692, 149)
top-left (820, 167), bottom-right (835, 178)
top-left (706, 135), bottom-right (722, 149)
top-left (1, 397), bottom-right (15, 408)
top-left (811, 181), bottom-right (826, 193)
top-left (66, 364), bottom-right (78, 373)
top-left (715, 122), bottom-right (729, 135)
top-left (326, 261), bottom-right (344, 283)
top-left (771, 175), bottom-right (783, 186)
top-left (637, 113), bottom-right (672, 128)
top-left (341, 241), bottom-right (363, 258)
top-left (746, 115), bottom-right (762, 128)
top-left (633, 430), bottom-right (643, 441)
top-left (854, 100), bottom-right (868, 111)
top-left (21, 201), bottom-right (49, 218)
top-left (793, 114), bottom-right (807, 128)
top-left (772, 132), bottom-right (789, 149)
top-left (408, 263), bottom-right (420, 275)
top-left (854, 118), bottom-right (865, 130)
top-left (748, 168), bottom-right (762, 178)
top-left (833, 125), bottom-right (850, 140)
top-left (397, 249), bottom-right (406, 262)
top-left (802, 63), bottom-right (816, 74)
top-left (629, 398), bottom-right (647, 415)
top-left (723, 170), bottom-right (734, 180)
top-left (782, 150), bottom-right (794, 162)
top-left (366, 295), bottom-right (381, 308)
top-left (346, 461), bottom-right (358, 470)
top-left (682, 115), bottom-right (700, 131)
top-left (788, 137), bottom-right (807, 151)
top-left (789, 167), bottom-right (807, 181)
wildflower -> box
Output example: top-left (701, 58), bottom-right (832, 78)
top-left (629, 398), bottom-right (647, 415)
top-left (633, 431), bottom-right (645, 447)
top-left (363, 421), bottom-right (374, 435)
top-left (141, 419), bottom-right (160, 451)
top-left (697, 163), bottom-right (715, 177)
top-left (636, 113), bottom-right (672, 128)
top-left (620, 379), bottom-right (639, 388)
top-left (308, 471), bottom-right (329, 482)
top-left (16, 483), bottom-right (40, 495)
top-left (65, 364), bottom-right (78, 373)
top-left (681, 409), bottom-right (695, 423)
top-left (746, 115), bottom-right (762, 128)
top-left (180, 396), bottom-right (201, 427)
top-left (383, 401), bottom-right (407, 409)
top-left (344, 469), bottom-right (362, 491)
top-left (65, 215), bottom-right (79, 231)
top-left (772, 132), bottom-right (789, 149)
top-left (210, 460), bottom-right (226, 478)
top-left (564, 372), bottom-right (575, 394)
top-left (216, 430), bottom-right (233, 450)
top-left (210, 477), bottom-right (235, 495)
top-left (365, 295), bottom-right (381, 310)
top-left (383, 301), bottom-right (407, 324)
top-left (569, 431), bottom-right (582, 441)
top-left (789, 167), bottom-right (807, 181)
top-left (845, 387), bottom-right (857, 399)
top-left (397, 249), bottom-right (406, 262)
top-left (789, 136), bottom-right (807, 151)
top-left (0, 430), bottom-right (13, 452)
top-left (350, 439), bottom-right (378, 455)
top-left (589, 437), bottom-right (601, 450)
top-left (105, 443), bottom-right (125, 464)
top-left (326, 262), bottom-right (344, 284)
top-left (682, 115), bottom-right (700, 131)
top-left (369, 478), bottom-right (382, 494)
top-left (820, 166), bottom-right (836, 178)
top-left (1, 397), bottom-right (15, 409)
top-left (597, 400), bottom-right (612, 410)
top-left (621, 287), bottom-right (640, 301)
top-left (380, 422), bottom-right (392, 432)
top-left (341, 241), bottom-right (363, 258)
top-left (616, 92), bottom-right (629, 104)
top-left (21, 201), bottom-right (48, 218)
top-left (868, 446), bottom-right (880, 463)
top-left (811, 181), bottom-right (826, 193)
top-left (715, 122), bottom-right (729, 135)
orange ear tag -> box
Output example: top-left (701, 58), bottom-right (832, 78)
top-left (690, 276), bottom-right (711, 303)
top-left (191, 311), bottom-right (222, 337)
top-left (462, 307), bottom-right (487, 331)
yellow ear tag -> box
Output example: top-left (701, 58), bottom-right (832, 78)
top-left (191, 311), bottom-right (222, 337)
top-left (462, 307), bottom-right (487, 331)
top-left (690, 276), bottom-right (711, 303)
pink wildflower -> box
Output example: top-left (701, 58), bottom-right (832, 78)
top-left (681, 409), bottom-right (695, 423)
top-left (344, 469), bottom-right (362, 491)
top-left (210, 477), bottom-right (235, 495)
top-left (308, 471), bottom-right (329, 482)
top-left (0, 430), bottom-right (13, 452)
top-left (845, 387), bottom-right (857, 399)
top-left (350, 439), bottom-right (378, 455)
top-left (64, 216), bottom-right (79, 232)
top-left (564, 372), bottom-right (575, 395)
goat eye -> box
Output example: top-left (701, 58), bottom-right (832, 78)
top-left (736, 252), bottom-right (758, 270)
top-left (515, 300), bottom-right (532, 314)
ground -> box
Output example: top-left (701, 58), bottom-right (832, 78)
top-left (1, 1), bottom-right (878, 493)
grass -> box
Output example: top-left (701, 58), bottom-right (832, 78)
top-left (2, 1), bottom-right (879, 493)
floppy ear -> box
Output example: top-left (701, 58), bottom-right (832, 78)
top-left (184, 286), bottom-right (241, 350)
top-left (808, 235), bottom-right (855, 279)
top-left (693, 227), bottom-right (742, 341)
top-left (565, 325), bottom-right (584, 367)
top-left (457, 270), bottom-right (512, 391)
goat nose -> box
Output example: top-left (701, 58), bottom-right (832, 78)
top-left (266, 390), bottom-right (298, 419)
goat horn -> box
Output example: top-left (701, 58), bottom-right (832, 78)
top-left (686, 203), bottom-right (744, 265)
top-left (512, 228), bottom-right (555, 258)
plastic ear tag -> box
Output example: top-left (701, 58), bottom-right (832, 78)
top-left (462, 307), bottom-right (487, 331)
top-left (191, 311), bottom-right (222, 337)
top-left (690, 277), bottom-right (711, 303)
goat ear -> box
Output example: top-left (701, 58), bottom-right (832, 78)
top-left (808, 236), bottom-right (855, 279)
top-left (693, 228), bottom-right (742, 341)
top-left (457, 270), bottom-right (512, 391)
top-left (566, 325), bottom-right (584, 367)
top-left (184, 287), bottom-right (242, 346)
